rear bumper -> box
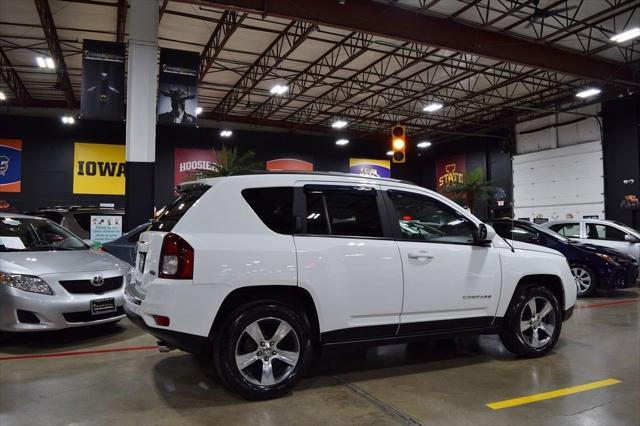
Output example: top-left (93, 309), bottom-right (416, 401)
top-left (125, 308), bottom-right (209, 354)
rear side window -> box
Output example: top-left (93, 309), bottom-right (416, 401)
top-left (150, 186), bottom-right (210, 231)
top-left (549, 223), bottom-right (580, 238)
top-left (304, 187), bottom-right (383, 238)
top-left (242, 187), bottom-right (293, 234)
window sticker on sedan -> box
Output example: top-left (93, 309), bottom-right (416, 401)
top-left (0, 236), bottom-right (25, 249)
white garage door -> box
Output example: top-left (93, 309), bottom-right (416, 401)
top-left (513, 141), bottom-right (604, 221)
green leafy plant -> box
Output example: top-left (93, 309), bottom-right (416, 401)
top-left (191, 145), bottom-right (264, 179)
top-left (445, 167), bottom-right (494, 215)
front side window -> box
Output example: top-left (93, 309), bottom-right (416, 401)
top-left (242, 187), bottom-right (293, 234)
top-left (0, 217), bottom-right (88, 251)
top-left (549, 223), bottom-right (581, 238)
top-left (388, 191), bottom-right (475, 244)
top-left (493, 223), bottom-right (539, 243)
top-left (586, 224), bottom-right (627, 242)
top-left (304, 187), bottom-right (383, 238)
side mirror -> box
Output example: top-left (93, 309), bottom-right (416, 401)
top-left (474, 223), bottom-right (495, 244)
top-left (625, 234), bottom-right (638, 243)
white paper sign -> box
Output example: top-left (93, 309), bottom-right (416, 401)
top-left (90, 215), bottom-right (122, 244)
top-left (0, 236), bottom-right (26, 250)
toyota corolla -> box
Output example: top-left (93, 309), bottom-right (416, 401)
top-left (0, 213), bottom-right (130, 331)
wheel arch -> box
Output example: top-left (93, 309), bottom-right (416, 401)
top-left (209, 285), bottom-right (321, 347)
top-left (513, 274), bottom-right (565, 312)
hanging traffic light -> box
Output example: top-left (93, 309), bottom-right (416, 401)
top-left (391, 124), bottom-right (406, 163)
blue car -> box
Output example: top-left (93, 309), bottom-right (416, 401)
top-left (487, 219), bottom-right (639, 297)
top-left (101, 222), bottom-right (150, 265)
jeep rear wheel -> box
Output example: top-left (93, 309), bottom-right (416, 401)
top-left (500, 285), bottom-right (562, 358)
top-left (214, 302), bottom-right (312, 400)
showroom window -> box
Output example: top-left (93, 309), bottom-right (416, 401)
top-left (585, 224), bottom-right (627, 241)
top-left (387, 191), bottom-right (475, 244)
top-left (304, 187), bottom-right (383, 238)
top-left (242, 187), bottom-right (294, 234)
top-left (549, 223), bottom-right (581, 238)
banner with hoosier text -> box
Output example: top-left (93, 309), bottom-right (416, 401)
top-left (0, 139), bottom-right (22, 193)
top-left (81, 39), bottom-right (125, 121)
top-left (349, 158), bottom-right (391, 178)
top-left (73, 143), bottom-right (125, 195)
top-left (435, 155), bottom-right (466, 194)
top-left (174, 148), bottom-right (218, 188)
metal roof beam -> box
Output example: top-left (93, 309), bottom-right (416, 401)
top-left (0, 46), bottom-right (32, 105)
top-left (211, 20), bottom-right (317, 115)
top-left (200, 10), bottom-right (246, 82)
top-left (33, 0), bottom-right (76, 108)
top-left (116, 0), bottom-right (127, 42)
top-left (198, 0), bottom-right (638, 86)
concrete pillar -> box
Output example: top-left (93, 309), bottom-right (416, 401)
top-left (124, 0), bottom-right (158, 230)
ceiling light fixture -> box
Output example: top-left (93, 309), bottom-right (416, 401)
top-left (611, 27), bottom-right (640, 43)
top-left (0, 92), bottom-right (6, 101)
top-left (195, 107), bottom-right (203, 115)
top-left (61, 115), bottom-right (75, 125)
top-left (576, 88), bottom-right (601, 99)
top-left (270, 84), bottom-right (288, 95)
top-left (45, 57), bottom-right (55, 69)
top-left (220, 130), bottom-right (233, 137)
top-left (331, 119), bottom-right (348, 129)
top-left (417, 141), bottom-right (432, 149)
top-left (423, 102), bottom-right (443, 113)
top-left (335, 138), bottom-right (349, 146)
top-left (386, 150), bottom-right (393, 156)
top-left (36, 57), bottom-right (46, 68)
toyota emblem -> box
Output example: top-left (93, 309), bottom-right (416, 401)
top-left (91, 276), bottom-right (105, 287)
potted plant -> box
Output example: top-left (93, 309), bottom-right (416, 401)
top-left (445, 167), bottom-right (494, 216)
top-left (192, 145), bottom-right (264, 179)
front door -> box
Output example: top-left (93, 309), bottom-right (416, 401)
top-left (382, 187), bottom-right (502, 335)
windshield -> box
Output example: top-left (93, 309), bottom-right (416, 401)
top-left (527, 222), bottom-right (569, 242)
top-left (0, 217), bottom-right (88, 252)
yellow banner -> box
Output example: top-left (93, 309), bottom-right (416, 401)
top-left (73, 143), bottom-right (125, 195)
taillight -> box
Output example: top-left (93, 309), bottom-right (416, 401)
top-left (159, 233), bottom-right (194, 279)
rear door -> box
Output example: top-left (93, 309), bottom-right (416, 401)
top-left (293, 182), bottom-right (403, 343)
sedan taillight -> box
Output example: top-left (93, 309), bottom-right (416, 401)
top-left (159, 233), bottom-right (194, 279)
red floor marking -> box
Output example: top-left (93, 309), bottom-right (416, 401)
top-left (578, 299), bottom-right (639, 309)
top-left (0, 345), bottom-right (158, 361)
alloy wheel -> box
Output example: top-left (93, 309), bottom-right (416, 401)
top-left (571, 267), bottom-right (592, 295)
top-left (519, 296), bottom-right (556, 348)
top-left (235, 317), bottom-right (300, 386)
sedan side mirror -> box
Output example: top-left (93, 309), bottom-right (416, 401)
top-left (474, 223), bottom-right (495, 245)
top-left (625, 234), bottom-right (638, 243)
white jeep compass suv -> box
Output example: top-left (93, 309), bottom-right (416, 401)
top-left (125, 172), bottom-right (577, 400)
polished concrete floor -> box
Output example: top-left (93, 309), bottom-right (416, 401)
top-left (1, 289), bottom-right (638, 426)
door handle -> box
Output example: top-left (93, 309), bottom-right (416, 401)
top-left (407, 251), bottom-right (433, 260)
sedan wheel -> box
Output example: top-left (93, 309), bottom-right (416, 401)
top-left (571, 266), bottom-right (594, 296)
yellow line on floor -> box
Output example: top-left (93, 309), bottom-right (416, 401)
top-left (486, 378), bottom-right (621, 410)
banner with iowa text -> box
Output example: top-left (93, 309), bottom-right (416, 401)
top-left (73, 143), bottom-right (125, 195)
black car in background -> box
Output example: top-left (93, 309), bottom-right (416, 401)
top-left (101, 222), bottom-right (150, 265)
top-left (487, 219), bottom-right (639, 297)
top-left (25, 206), bottom-right (124, 240)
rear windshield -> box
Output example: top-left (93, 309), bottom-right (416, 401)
top-left (149, 186), bottom-right (210, 232)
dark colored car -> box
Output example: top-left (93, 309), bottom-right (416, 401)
top-left (101, 222), bottom-right (150, 265)
top-left (487, 219), bottom-right (639, 297)
top-left (25, 206), bottom-right (124, 240)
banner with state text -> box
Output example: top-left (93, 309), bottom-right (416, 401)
top-left (73, 143), bottom-right (125, 195)
top-left (0, 139), bottom-right (22, 193)
top-left (435, 155), bottom-right (466, 195)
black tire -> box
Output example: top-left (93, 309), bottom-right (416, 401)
top-left (500, 285), bottom-right (562, 358)
top-left (570, 263), bottom-right (598, 297)
top-left (213, 301), bottom-right (312, 400)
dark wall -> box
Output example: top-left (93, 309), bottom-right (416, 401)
top-left (602, 95), bottom-right (640, 228)
top-left (0, 114), bottom-right (419, 211)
